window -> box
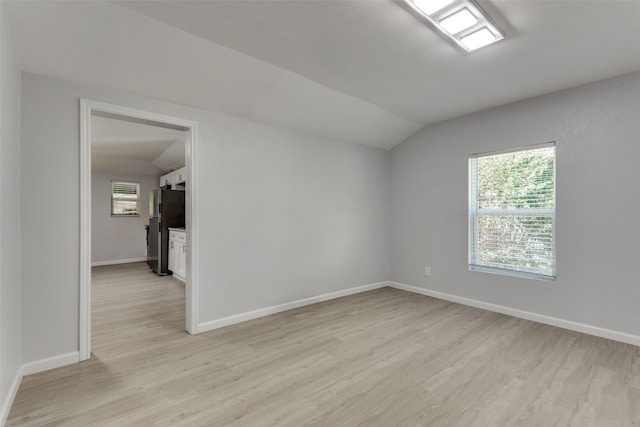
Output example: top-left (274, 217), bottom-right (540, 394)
top-left (469, 143), bottom-right (555, 280)
top-left (111, 181), bottom-right (140, 216)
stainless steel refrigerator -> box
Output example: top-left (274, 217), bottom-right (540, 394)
top-left (147, 189), bottom-right (185, 275)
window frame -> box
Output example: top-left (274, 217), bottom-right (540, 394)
top-left (468, 142), bottom-right (556, 281)
top-left (110, 180), bottom-right (141, 217)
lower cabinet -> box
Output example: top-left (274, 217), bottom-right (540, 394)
top-left (168, 229), bottom-right (186, 282)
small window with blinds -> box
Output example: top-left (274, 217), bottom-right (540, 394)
top-left (111, 181), bottom-right (140, 216)
top-left (469, 142), bottom-right (556, 281)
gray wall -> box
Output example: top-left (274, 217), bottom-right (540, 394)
top-left (21, 46), bottom-right (640, 374)
top-left (0, 1), bottom-right (22, 420)
top-left (91, 172), bottom-right (157, 264)
top-left (389, 70), bottom-right (640, 337)
top-left (21, 72), bottom-right (389, 364)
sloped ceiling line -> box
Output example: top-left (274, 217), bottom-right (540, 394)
top-left (9, 0), bottom-right (640, 150)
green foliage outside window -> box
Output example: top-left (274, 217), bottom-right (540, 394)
top-left (470, 145), bottom-right (555, 278)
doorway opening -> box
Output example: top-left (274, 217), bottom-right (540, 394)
top-left (80, 100), bottom-right (199, 361)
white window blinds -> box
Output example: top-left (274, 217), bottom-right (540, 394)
top-left (469, 143), bottom-right (556, 280)
top-left (111, 181), bottom-right (140, 216)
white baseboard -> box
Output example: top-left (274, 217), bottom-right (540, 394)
top-left (21, 352), bottom-right (80, 376)
top-left (91, 257), bottom-right (147, 267)
top-left (388, 281), bottom-right (640, 347)
top-left (197, 281), bottom-right (388, 333)
top-left (0, 366), bottom-right (23, 427)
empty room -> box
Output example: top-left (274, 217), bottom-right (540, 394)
top-left (1, 1), bottom-right (639, 426)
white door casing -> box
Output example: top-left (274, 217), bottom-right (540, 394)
top-left (79, 99), bottom-right (200, 361)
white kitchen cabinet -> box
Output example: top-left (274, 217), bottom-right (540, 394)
top-left (168, 231), bottom-right (177, 275)
top-left (168, 228), bottom-right (186, 282)
top-left (175, 168), bottom-right (186, 185)
top-left (160, 167), bottom-right (186, 189)
top-left (160, 172), bottom-right (172, 188)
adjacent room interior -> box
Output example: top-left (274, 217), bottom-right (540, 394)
top-left (1, 0), bottom-right (639, 425)
top-left (90, 112), bottom-right (189, 358)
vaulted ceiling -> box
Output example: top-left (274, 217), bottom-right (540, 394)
top-left (91, 115), bottom-right (185, 176)
top-left (8, 1), bottom-right (640, 149)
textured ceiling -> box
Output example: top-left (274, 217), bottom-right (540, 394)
top-left (8, 1), bottom-right (640, 149)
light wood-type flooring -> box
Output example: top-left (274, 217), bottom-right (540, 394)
top-left (8, 262), bottom-right (640, 426)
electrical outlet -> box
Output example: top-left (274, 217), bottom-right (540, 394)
top-left (424, 266), bottom-right (431, 276)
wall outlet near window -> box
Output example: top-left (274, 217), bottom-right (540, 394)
top-left (424, 266), bottom-right (431, 276)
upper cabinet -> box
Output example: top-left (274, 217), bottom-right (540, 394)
top-left (160, 166), bottom-right (186, 189)
top-left (160, 172), bottom-right (171, 188)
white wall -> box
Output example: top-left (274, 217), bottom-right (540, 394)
top-left (0, 2), bottom-right (22, 423)
top-left (21, 72), bottom-right (389, 365)
top-left (91, 172), bottom-right (157, 264)
top-left (389, 71), bottom-right (640, 337)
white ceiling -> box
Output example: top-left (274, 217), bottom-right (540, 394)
top-left (91, 115), bottom-right (185, 175)
top-left (8, 1), bottom-right (640, 149)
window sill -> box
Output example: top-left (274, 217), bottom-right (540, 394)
top-left (469, 265), bottom-right (556, 282)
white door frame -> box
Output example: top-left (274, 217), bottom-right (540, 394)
top-left (79, 99), bottom-right (200, 361)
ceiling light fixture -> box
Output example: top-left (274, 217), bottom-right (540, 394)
top-left (461, 27), bottom-right (498, 50)
top-left (404, 0), bottom-right (504, 52)
top-left (413, 0), bottom-right (454, 16)
top-left (439, 8), bottom-right (477, 34)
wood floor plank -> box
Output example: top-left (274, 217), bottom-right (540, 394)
top-left (7, 262), bottom-right (640, 426)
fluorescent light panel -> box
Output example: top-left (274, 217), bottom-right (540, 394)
top-left (461, 27), bottom-right (498, 50)
top-left (406, 0), bottom-right (504, 52)
top-left (439, 8), bottom-right (477, 35)
top-left (413, 0), bottom-right (454, 16)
